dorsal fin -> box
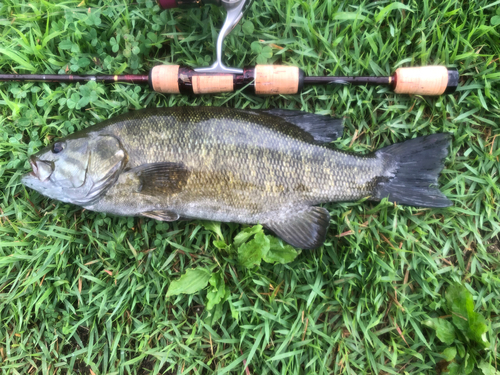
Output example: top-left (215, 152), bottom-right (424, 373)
top-left (259, 109), bottom-right (344, 143)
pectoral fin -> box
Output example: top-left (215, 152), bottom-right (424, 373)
top-left (141, 210), bottom-right (180, 222)
top-left (132, 162), bottom-right (190, 196)
top-left (265, 206), bottom-right (330, 249)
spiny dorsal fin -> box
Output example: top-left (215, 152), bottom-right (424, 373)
top-left (141, 210), bottom-right (180, 222)
top-left (132, 162), bottom-right (190, 196)
top-left (259, 109), bottom-right (344, 143)
top-left (265, 206), bottom-right (330, 249)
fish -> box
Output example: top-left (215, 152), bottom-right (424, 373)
top-left (21, 107), bottom-right (452, 249)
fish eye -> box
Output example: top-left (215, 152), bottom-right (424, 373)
top-left (52, 142), bottom-right (64, 154)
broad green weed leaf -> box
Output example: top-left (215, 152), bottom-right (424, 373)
top-left (445, 283), bottom-right (490, 347)
top-left (478, 360), bottom-right (500, 375)
top-left (261, 46), bottom-right (273, 59)
top-left (464, 353), bottom-right (474, 374)
top-left (333, 12), bottom-right (368, 22)
top-left (166, 267), bottom-right (211, 297)
top-left (210, 302), bottom-right (224, 324)
top-left (423, 318), bottom-right (456, 345)
top-left (263, 237), bottom-right (299, 264)
top-left (238, 232), bottom-right (270, 268)
top-left (59, 40), bottom-right (74, 50)
top-left (228, 296), bottom-right (239, 321)
top-left (242, 20), bottom-right (254, 35)
top-left (446, 284), bottom-right (473, 331)
top-left (233, 225), bottom-right (263, 247)
top-left (67, 93), bottom-right (80, 109)
top-left (213, 240), bottom-right (228, 250)
top-left (442, 347), bottom-right (457, 361)
top-left (256, 55), bottom-right (268, 64)
top-left (80, 85), bottom-right (91, 97)
top-left (201, 221), bottom-right (224, 240)
top-left (206, 272), bottom-right (227, 310)
top-left (77, 96), bottom-right (90, 109)
top-left (77, 57), bottom-right (90, 68)
top-left (251, 41), bottom-right (262, 54)
top-left (467, 312), bottom-right (489, 348)
top-left (446, 362), bottom-right (461, 375)
top-left (375, 3), bottom-right (413, 23)
top-left (147, 32), bottom-right (157, 43)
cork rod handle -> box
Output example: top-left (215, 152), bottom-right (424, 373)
top-left (150, 65), bottom-right (180, 94)
top-left (149, 65), bottom-right (302, 95)
top-left (149, 65), bottom-right (458, 96)
top-left (254, 65), bottom-right (301, 95)
top-left (393, 66), bottom-right (456, 96)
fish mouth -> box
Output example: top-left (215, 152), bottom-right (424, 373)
top-left (29, 156), bottom-right (38, 178)
top-left (28, 156), bottom-right (53, 181)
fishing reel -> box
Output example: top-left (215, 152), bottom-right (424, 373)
top-left (158, 0), bottom-right (253, 73)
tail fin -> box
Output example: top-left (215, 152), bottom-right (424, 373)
top-left (374, 133), bottom-right (452, 208)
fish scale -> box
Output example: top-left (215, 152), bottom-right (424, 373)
top-left (22, 107), bottom-right (451, 249)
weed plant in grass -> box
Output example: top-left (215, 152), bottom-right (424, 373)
top-left (0, 0), bottom-right (499, 374)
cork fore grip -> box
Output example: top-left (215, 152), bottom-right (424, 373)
top-left (150, 65), bottom-right (234, 94)
top-left (192, 75), bottom-right (233, 94)
top-left (255, 65), bottom-right (300, 95)
top-left (150, 65), bottom-right (180, 94)
top-left (393, 66), bottom-right (449, 95)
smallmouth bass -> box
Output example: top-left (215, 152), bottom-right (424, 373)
top-left (22, 107), bottom-right (451, 249)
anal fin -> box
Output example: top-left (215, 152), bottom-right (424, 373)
top-left (265, 206), bottom-right (330, 249)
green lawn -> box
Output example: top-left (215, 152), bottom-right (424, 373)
top-left (1, 0), bottom-right (499, 374)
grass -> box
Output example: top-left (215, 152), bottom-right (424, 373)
top-left (0, 0), bottom-right (499, 374)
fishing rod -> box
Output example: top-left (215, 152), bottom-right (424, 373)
top-left (0, 0), bottom-right (459, 96)
top-left (0, 65), bottom-right (459, 96)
